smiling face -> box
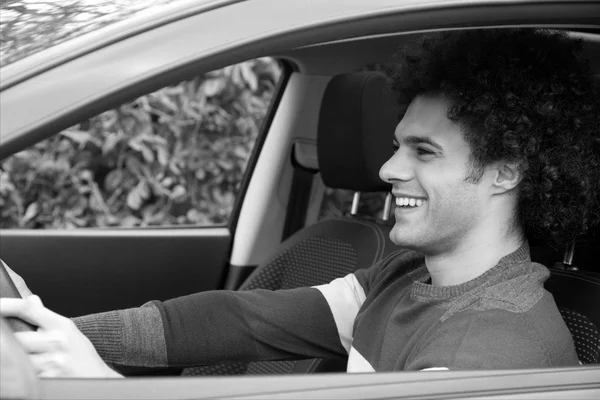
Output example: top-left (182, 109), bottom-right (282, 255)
top-left (379, 94), bottom-right (493, 255)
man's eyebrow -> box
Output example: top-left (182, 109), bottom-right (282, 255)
top-left (402, 135), bottom-right (444, 151)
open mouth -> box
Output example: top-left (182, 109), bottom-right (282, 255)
top-left (395, 197), bottom-right (426, 208)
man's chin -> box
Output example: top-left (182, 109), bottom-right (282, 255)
top-left (389, 228), bottom-right (419, 249)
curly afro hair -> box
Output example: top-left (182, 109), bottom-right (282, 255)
top-left (390, 29), bottom-right (600, 247)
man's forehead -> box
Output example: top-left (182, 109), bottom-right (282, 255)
top-left (394, 95), bottom-right (461, 141)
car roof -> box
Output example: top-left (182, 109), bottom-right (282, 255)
top-left (0, 0), bottom-right (563, 87)
top-left (279, 31), bottom-right (600, 76)
top-left (1, 0), bottom-right (599, 159)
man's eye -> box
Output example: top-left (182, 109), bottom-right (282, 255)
top-left (392, 142), bottom-right (399, 153)
top-left (417, 147), bottom-right (434, 156)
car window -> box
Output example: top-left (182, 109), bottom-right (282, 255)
top-left (0, 58), bottom-right (282, 229)
top-left (0, 0), bottom-right (189, 67)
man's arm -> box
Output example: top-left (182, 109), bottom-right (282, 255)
top-left (72, 257), bottom-right (389, 371)
top-left (73, 286), bottom-right (349, 370)
top-left (3, 258), bottom-right (375, 371)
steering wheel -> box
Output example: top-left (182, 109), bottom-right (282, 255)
top-left (0, 263), bottom-right (40, 398)
top-left (0, 262), bottom-right (36, 332)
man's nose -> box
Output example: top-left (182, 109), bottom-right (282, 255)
top-left (379, 151), bottom-right (414, 183)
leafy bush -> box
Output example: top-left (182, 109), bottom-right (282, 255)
top-left (0, 58), bottom-right (281, 229)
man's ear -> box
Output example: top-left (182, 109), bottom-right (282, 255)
top-left (491, 161), bottom-right (524, 194)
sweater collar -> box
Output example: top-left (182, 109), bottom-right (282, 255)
top-left (410, 241), bottom-right (532, 301)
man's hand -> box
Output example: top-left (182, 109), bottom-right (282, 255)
top-left (0, 295), bottom-right (122, 378)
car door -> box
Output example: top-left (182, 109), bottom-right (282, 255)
top-left (0, 2), bottom-right (293, 317)
top-left (0, 58), bottom-right (288, 317)
top-left (1, 0), bottom-right (597, 318)
top-left (2, 1), bottom-right (600, 399)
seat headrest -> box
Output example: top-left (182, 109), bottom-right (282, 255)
top-left (317, 72), bottom-right (397, 192)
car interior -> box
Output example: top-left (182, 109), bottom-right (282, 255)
top-left (1, 13), bottom-right (600, 396)
top-left (209, 30), bottom-right (600, 375)
top-left (118, 30), bottom-right (599, 376)
top-left (183, 66), bottom-right (600, 377)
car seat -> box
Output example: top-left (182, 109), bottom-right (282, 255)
top-left (540, 232), bottom-right (600, 364)
top-left (182, 72), bottom-right (400, 376)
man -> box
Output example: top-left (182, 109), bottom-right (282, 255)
top-left (2, 28), bottom-right (599, 376)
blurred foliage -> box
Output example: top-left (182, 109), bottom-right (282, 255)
top-left (0, 58), bottom-right (282, 229)
top-left (0, 0), bottom-right (181, 67)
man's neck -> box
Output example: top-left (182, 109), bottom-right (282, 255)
top-left (424, 232), bottom-right (525, 287)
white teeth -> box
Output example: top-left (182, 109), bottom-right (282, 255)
top-left (394, 196), bottom-right (425, 207)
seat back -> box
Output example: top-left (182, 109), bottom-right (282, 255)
top-left (545, 270), bottom-right (600, 364)
top-left (183, 72), bottom-right (399, 376)
top-left (540, 226), bottom-right (600, 365)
